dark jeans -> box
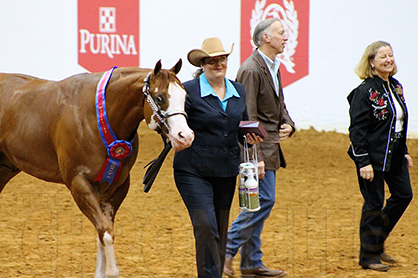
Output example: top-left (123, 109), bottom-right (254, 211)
top-left (174, 170), bottom-right (236, 278)
top-left (357, 155), bottom-right (413, 264)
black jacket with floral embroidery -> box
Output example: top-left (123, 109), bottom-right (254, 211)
top-left (347, 75), bottom-right (409, 172)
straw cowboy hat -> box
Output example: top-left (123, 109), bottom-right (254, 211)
top-left (187, 37), bottom-right (234, 67)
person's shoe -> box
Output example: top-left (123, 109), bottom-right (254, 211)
top-left (360, 263), bottom-right (390, 272)
top-left (380, 253), bottom-right (396, 264)
top-left (224, 256), bottom-right (234, 277)
top-left (241, 265), bottom-right (287, 277)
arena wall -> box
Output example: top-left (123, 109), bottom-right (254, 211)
top-left (1, 0), bottom-right (417, 136)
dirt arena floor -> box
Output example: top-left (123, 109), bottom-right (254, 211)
top-left (0, 123), bottom-right (417, 278)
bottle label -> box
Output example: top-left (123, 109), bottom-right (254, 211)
top-left (246, 188), bottom-right (260, 211)
top-left (239, 187), bottom-right (247, 209)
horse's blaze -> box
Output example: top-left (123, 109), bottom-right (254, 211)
top-left (166, 82), bottom-right (194, 151)
top-left (147, 81), bottom-right (194, 151)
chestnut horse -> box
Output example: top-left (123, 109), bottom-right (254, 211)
top-left (0, 60), bottom-right (194, 277)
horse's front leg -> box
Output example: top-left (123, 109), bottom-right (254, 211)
top-left (95, 231), bottom-right (119, 278)
top-left (68, 175), bottom-right (120, 278)
top-left (95, 236), bottom-right (106, 278)
top-left (103, 231), bottom-right (118, 277)
top-left (100, 175), bottom-right (130, 278)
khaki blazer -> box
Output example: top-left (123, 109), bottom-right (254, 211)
top-left (236, 49), bottom-right (295, 170)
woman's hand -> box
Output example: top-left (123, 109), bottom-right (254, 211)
top-left (360, 164), bottom-right (374, 181)
top-left (245, 133), bottom-right (264, 144)
top-left (245, 134), bottom-right (264, 178)
top-left (405, 154), bottom-right (413, 168)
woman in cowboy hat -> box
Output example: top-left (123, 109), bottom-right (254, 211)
top-left (173, 37), bottom-right (263, 278)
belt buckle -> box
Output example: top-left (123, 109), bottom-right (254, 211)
top-left (393, 132), bottom-right (402, 141)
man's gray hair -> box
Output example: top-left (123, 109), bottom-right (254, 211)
top-left (252, 18), bottom-right (280, 47)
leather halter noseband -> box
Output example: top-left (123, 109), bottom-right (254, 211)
top-left (142, 72), bottom-right (188, 135)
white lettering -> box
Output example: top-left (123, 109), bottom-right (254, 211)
top-left (78, 29), bottom-right (138, 58)
top-left (127, 35), bottom-right (138, 55)
top-left (100, 34), bottom-right (112, 58)
top-left (79, 29), bottom-right (90, 53)
top-left (114, 34), bottom-right (127, 55)
top-left (90, 33), bottom-right (100, 54)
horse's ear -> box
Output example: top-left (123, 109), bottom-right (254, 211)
top-left (154, 60), bottom-right (162, 75)
top-left (170, 58), bottom-right (182, 75)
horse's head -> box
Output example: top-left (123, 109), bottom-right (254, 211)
top-left (143, 59), bottom-right (194, 151)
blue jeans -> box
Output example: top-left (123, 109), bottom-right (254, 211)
top-left (225, 170), bottom-right (276, 270)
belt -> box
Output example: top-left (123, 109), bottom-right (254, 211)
top-left (394, 132), bottom-right (403, 139)
top-left (393, 132), bottom-right (403, 142)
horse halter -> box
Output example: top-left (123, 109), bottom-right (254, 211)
top-left (142, 72), bottom-right (188, 135)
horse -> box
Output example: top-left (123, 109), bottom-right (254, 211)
top-left (0, 59), bottom-right (194, 278)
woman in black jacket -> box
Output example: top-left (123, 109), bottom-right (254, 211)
top-left (348, 41), bottom-right (413, 272)
top-left (173, 37), bottom-right (262, 278)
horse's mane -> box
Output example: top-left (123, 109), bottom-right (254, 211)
top-left (116, 66), bottom-right (180, 88)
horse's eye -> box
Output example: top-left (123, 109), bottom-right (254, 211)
top-left (155, 95), bottom-right (164, 104)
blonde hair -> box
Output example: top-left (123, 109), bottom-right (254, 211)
top-left (354, 41), bottom-right (398, 80)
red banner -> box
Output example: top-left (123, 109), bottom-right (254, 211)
top-left (78, 0), bottom-right (140, 72)
top-left (241, 0), bottom-right (309, 87)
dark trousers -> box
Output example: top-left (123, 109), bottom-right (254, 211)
top-left (174, 170), bottom-right (236, 278)
top-left (356, 154), bottom-right (413, 264)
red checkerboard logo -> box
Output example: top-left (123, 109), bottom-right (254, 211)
top-left (78, 0), bottom-right (140, 72)
top-left (99, 7), bottom-right (116, 33)
top-left (241, 0), bottom-right (309, 87)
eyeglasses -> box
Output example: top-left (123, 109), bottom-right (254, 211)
top-left (204, 56), bottom-right (228, 65)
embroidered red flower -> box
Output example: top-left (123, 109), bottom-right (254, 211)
top-left (368, 88), bottom-right (388, 121)
top-left (369, 91), bottom-right (379, 101)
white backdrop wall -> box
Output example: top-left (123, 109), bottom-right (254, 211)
top-left (1, 0), bottom-right (417, 137)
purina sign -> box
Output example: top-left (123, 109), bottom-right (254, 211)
top-left (78, 0), bottom-right (140, 72)
top-left (241, 0), bottom-right (309, 87)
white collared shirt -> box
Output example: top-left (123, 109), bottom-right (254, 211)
top-left (257, 48), bottom-right (280, 96)
top-left (199, 73), bottom-right (240, 111)
top-left (392, 92), bottom-right (404, 132)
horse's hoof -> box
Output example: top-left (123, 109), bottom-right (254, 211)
top-left (105, 269), bottom-right (119, 278)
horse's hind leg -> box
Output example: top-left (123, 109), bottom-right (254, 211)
top-left (0, 152), bottom-right (21, 193)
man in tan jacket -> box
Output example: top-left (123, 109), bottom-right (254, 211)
top-left (224, 18), bottom-right (295, 278)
